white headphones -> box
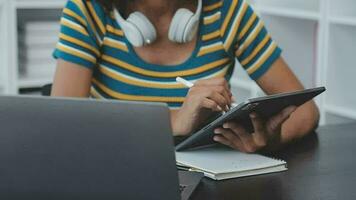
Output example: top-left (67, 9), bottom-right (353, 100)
top-left (113, 0), bottom-right (202, 47)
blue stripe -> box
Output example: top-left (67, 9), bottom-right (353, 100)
top-left (96, 72), bottom-right (189, 97)
top-left (53, 49), bottom-right (95, 69)
top-left (249, 47), bottom-right (282, 80)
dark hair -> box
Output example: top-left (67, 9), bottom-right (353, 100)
top-left (95, 0), bottom-right (127, 12)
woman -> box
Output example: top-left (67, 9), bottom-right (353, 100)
top-left (52, 0), bottom-right (319, 152)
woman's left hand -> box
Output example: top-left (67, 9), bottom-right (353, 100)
top-left (213, 106), bottom-right (297, 153)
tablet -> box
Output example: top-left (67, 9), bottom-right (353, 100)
top-left (175, 87), bottom-right (326, 151)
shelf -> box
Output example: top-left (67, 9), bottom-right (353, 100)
top-left (16, 0), bottom-right (66, 9)
top-left (0, 1), bottom-right (7, 90)
top-left (253, 0), bottom-right (320, 13)
top-left (329, 0), bottom-right (356, 21)
top-left (256, 6), bottom-right (320, 21)
top-left (326, 24), bottom-right (356, 113)
top-left (18, 76), bottom-right (52, 88)
top-left (329, 16), bottom-right (356, 27)
top-left (325, 105), bottom-right (356, 120)
top-left (260, 15), bottom-right (317, 88)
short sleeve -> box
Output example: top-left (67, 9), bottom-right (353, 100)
top-left (221, 0), bottom-right (282, 80)
top-left (53, 0), bottom-right (102, 69)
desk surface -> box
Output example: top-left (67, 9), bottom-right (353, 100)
top-left (191, 123), bottom-right (356, 200)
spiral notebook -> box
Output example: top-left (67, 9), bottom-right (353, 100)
top-left (175, 145), bottom-right (287, 180)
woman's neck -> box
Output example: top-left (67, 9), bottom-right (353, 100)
top-left (128, 0), bottom-right (180, 17)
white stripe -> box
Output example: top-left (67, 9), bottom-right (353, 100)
top-left (104, 37), bottom-right (127, 48)
top-left (236, 20), bottom-right (263, 53)
top-left (91, 86), bottom-right (106, 99)
top-left (223, 1), bottom-right (247, 48)
top-left (100, 63), bottom-right (231, 86)
top-left (246, 42), bottom-right (276, 73)
top-left (199, 64), bottom-right (231, 80)
top-left (58, 42), bottom-right (96, 60)
top-left (100, 64), bottom-right (181, 85)
top-left (200, 41), bottom-right (224, 51)
top-left (63, 16), bottom-right (102, 47)
top-left (62, 18), bottom-right (86, 32)
top-left (204, 11), bottom-right (221, 21)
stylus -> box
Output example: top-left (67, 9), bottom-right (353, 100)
top-left (176, 77), bottom-right (194, 88)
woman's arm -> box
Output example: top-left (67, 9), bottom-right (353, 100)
top-left (51, 59), bottom-right (93, 97)
top-left (256, 57), bottom-right (320, 143)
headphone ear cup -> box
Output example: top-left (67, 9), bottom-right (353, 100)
top-left (182, 14), bottom-right (200, 43)
top-left (125, 12), bottom-right (157, 47)
top-left (168, 8), bottom-right (194, 43)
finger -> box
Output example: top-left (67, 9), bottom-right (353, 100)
top-left (223, 122), bottom-right (258, 153)
top-left (212, 86), bottom-right (232, 109)
top-left (213, 135), bottom-right (234, 149)
top-left (268, 106), bottom-right (297, 132)
top-left (196, 78), bottom-right (232, 100)
top-left (206, 91), bottom-right (229, 111)
top-left (250, 113), bottom-right (268, 147)
top-left (201, 99), bottom-right (222, 112)
top-left (217, 128), bottom-right (245, 150)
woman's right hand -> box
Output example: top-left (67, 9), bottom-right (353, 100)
top-left (172, 78), bottom-right (233, 136)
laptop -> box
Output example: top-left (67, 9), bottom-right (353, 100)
top-left (0, 96), bottom-right (203, 200)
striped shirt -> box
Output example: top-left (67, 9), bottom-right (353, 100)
top-left (53, 0), bottom-right (282, 109)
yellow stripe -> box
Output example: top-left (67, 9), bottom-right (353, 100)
top-left (92, 79), bottom-right (186, 103)
top-left (241, 35), bottom-right (271, 66)
top-left (98, 66), bottom-right (186, 89)
top-left (224, 2), bottom-right (248, 50)
top-left (215, 65), bottom-right (230, 78)
top-left (59, 33), bottom-right (100, 56)
top-left (221, 0), bottom-right (238, 36)
top-left (198, 44), bottom-right (225, 57)
top-left (63, 8), bottom-right (87, 26)
top-left (202, 30), bottom-right (221, 41)
top-left (203, 1), bottom-right (223, 12)
top-left (72, 0), bottom-right (100, 41)
top-left (57, 43), bottom-right (96, 63)
top-left (235, 21), bottom-right (264, 56)
top-left (102, 55), bottom-right (230, 78)
top-left (103, 38), bottom-right (129, 52)
top-left (87, 1), bottom-right (106, 34)
top-left (238, 13), bottom-right (257, 41)
top-left (204, 12), bottom-right (221, 25)
top-left (107, 25), bottom-right (124, 36)
top-left (61, 18), bottom-right (88, 36)
top-left (90, 87), bottom-right (101, 98)
top-left (247, 43), bottom-right (277, 75)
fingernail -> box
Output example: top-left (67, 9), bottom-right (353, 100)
top-left (223, 123), bottom-right (229, 128)
top-left (217, 106), bottom-right (223, 111)
top-left (287, 106), bottom-right (297, 114)
top-left (225, 105), bottom-right (230, 111)
top-left (213, 136), bottom-right (219, 141)
top-left (214, 129), bottom-right (222, 134)
top-left (250, 113), bottom-right (257, 118)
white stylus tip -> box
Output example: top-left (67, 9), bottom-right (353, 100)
top-left (176, 77), bottom-right (194, 88)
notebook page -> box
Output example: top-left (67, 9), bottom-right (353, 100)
top-left (176, 146), bottom-right (286, 174)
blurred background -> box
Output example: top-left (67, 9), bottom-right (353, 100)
top-left (0, 0), bottom-right (355, 125)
